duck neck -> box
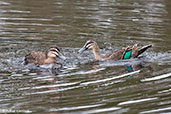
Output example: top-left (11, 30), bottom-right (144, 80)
top-left (92, 45), bottom-right (102, 61)
top-left (44, 57), bottom-right (56, 64)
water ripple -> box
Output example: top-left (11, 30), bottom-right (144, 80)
top-left (49, 104), bottom-right (104, 112)
top-left (141, 72), bottom-right (171, 82)
top-left (140, 106), bottom-right (171, 114)
top-left (81, 107), bottom-right (121, 114)
top-left (19, 82), bottom-right (80, 91)
top-left (81, 70), bottom-right (140, 85)
top-left (118, 97), bottom-right (158, 106)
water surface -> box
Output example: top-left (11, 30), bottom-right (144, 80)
top-left (0, 0), bottom-right (171, 114)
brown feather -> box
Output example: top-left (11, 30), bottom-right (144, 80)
top-left (24, 52), bottom-right (46, 65)
top-left (103, 49), bottom-right (125, 61)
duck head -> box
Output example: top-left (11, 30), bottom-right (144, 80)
top-left (78, 40), bottom-right (97, 53)
top-left (46, 46), bottom-right (66, 60)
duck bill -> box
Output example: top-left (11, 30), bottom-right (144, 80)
top-left (58, 52), bottom-right (66, 60)
top-left (78, 47), bottom-right (87, 53)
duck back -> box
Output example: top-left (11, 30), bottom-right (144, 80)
top-left (24, 52), bottom-right (46, 65)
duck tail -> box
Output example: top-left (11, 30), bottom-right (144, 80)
top-left (137, 44), bottom-right (152, 57)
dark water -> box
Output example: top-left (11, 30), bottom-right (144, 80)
top-left (0, 0), bottom-right (171, 114)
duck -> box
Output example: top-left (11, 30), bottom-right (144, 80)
top-left (22, 46), bottom-right (66, 66)
top-left (78, 40), bottom-right (152, 61)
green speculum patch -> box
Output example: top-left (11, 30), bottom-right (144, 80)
top-left (123, 50), bottom-right (132, 59)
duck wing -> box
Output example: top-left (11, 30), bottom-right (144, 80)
top-left (103, 49), bottom-right (125, 61)
top-left (24, 52), bottom-right (46, 65)
top-left (103, 44), bottom-right (152, 61)
top-left (128, 44), bottom-right (152, 58)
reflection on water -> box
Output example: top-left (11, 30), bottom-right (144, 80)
top-left (0, 0), bottom-right (171, 114)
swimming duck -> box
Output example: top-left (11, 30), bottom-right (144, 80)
top-left (78, 40), bottom-right (152, 61)
top-left (22, 46), bottom-right (66, 65)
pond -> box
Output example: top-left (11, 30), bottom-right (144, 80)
top-left (0, 0), bottom-right (171, 113)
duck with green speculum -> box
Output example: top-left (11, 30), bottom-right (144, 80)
top-left (78, 40), bottom-right (152, 61)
